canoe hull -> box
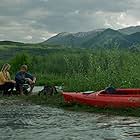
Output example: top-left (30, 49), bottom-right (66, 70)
top-left (62, 89), bottom-right (140, 108)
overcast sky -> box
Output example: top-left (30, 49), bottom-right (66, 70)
top-left (0, 0), bottom-right (140, 43)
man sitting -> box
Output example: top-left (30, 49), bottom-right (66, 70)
top-left (15, 65), bottom-right (36, 95)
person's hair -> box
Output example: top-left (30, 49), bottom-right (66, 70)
top-left (20, 65), bottom-right (28, 71)
top-left (1, 63), bottom-right (11, 72)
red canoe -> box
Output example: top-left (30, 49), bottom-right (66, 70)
top-left (62, 88), bottom-right (140, 108)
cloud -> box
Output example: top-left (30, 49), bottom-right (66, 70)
top-left (0, 0), bottom-right (140, 43)
top-left (24, 35), bottom-right (33, 40)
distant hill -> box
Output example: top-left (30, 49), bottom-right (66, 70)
top-left (118, 25), bottom-right (140, 35)
top-left (126, 32), bottom-right (140, 44)
top-left (82, 28), bottom-right (131, 48)
top-left (43, 29), bottom-right (104, 47)
top-left (1, 25), bottom-right (140, 49)
top-left (43, 27), bottom-right (140, 48)
top-left (0, 41), bottom-right (26, 46)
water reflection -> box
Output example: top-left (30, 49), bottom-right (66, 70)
top-left (0, 105), bottom-right (140, 140)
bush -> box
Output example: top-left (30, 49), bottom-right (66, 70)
top-left (7, 48), bottom-right (140, 91)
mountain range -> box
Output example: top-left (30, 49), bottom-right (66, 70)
top-left (0, 25), bottom-right (140, 49)
top-left (44, 26), bottom-right (140, 48)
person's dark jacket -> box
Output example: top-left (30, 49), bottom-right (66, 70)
top-left (15, 71), bottom-right (33, 85)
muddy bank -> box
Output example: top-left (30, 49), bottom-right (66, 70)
top-left (0, 96), bottom-right (31, 106)
top-left (1, 93), bottom-right (140, 117)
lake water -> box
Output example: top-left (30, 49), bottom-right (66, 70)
top-left (0, 103), bottom-right (140, 140)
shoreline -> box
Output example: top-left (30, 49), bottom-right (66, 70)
top-left (1, 93), bottom-right (140, 117)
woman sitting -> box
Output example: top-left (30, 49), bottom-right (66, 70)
top-left (0, 63), bottom-right (16, 95)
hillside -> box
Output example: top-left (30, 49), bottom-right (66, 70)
top-left (44, 27), bottom-right (140, 48)
top-left (1, 25), bottom-right (140, 49)
top-left (118, 25), bottom-right (140, 35)
top-left (0, 41), bottom-right (26, 46)
top-left (43, 29), bottom-right (104, 47)
top-left (82, 28), bottom-right (130, 48)
top-left (42, 26), bottom-right (140, 48)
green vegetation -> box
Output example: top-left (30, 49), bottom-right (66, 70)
top-left (0, 44), bottom-right (140, 91)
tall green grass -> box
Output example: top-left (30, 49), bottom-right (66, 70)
top-left (1, 47), bottom-right (139, 91)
